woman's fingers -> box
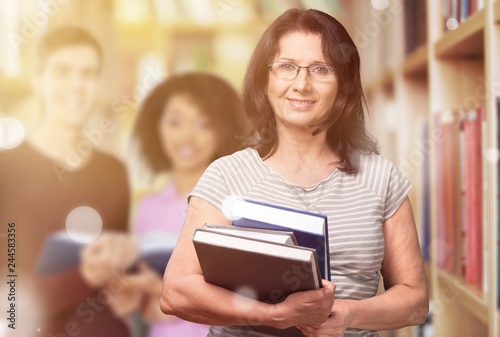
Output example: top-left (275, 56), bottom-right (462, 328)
top-left (80, 233), bottom-right (140, 287)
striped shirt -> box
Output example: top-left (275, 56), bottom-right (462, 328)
top-left (190, 147), bottom-right (413, 337)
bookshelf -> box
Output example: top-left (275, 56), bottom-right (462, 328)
top-left (436, 269), bottom-right (488, 325)
top-left (435, 8), bottom-right (484, 58)
top-left (343, 0), bottom-right (499, 336)
top-left (402, 44), bottom-right (428, 76)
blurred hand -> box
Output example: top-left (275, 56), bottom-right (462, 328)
top-left (107, 263), bottom-right (162, 318)
top-left (296, 299), bottom-right (351, 337)
top-left (123, 262), bottom-right (163, 294)
top-left (272, 280), bottom-right (335, 329)
top-left (107, 281), bottom-right (143, 318)
top-left (80, 233), bottom-right (139, 287)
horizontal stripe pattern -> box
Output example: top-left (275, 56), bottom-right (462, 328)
top-left (191, 148), bottom-right (412, 337)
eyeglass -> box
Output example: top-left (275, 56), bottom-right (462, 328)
top-left (268, 61), bottom-right (336, 81)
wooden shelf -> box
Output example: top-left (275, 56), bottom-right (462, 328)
top-left (437, 269), bottom-right (488, 325)
top-left (364, 69), bottom-right (394, 93)
top-left (435, 8), bottom-right (485, 58)
top-left (402, 44), bottom-right (428, 77)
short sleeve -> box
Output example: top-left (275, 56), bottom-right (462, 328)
top-left (382, 163), bottom-right (413, 223)
top-left (189, 159), bottom-right (230, 212)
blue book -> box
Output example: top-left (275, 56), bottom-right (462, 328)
top-left (228, 198), bottom-right (330, 281)
top-left (36, 231), bottom-right (177, 275)
top-left (461, 0), bottom-right (470, 22)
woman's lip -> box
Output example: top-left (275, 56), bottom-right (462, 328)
top-left (287, 98), bottom-right (315, 109)
top-left (177, 146), bottom-right (197, 157)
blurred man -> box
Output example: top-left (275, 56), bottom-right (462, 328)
top-left (0, 26), bottom-right (134, 337)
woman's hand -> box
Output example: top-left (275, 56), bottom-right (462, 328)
top-left (106, 279), bottom-right (143, 318)
top-left (271, 280), bottom-right (335, 329)
top-left (122, 262), bottom-right (163, 294)
top-left (80, 233), bottom-right (140, 288)
top-left (296, 299), bottom-right (351, 337)
top-left (106, 263), bottom-right (163, 318)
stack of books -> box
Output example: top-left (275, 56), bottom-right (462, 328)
top-left (193, 198), bottom-right (330, 337)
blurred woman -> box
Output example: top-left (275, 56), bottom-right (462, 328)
top-left (108, 72), bottom-right (248, 337)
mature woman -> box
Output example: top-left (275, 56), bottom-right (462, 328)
top-left (161, 8), bottom-right (428, 337)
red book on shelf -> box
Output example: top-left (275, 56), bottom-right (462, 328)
top-left (470, 0), bottom-right (478, 15)
top-left (459, 116), bottom-right (467, 278)
top-left (438, 110), bottom-right (457, 273)
top-left (451, 111), bottom-right (463, 277)
top-left (463, 106), bottom-right (483, 289)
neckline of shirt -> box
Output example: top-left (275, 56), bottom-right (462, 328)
top-left (247, 147), bottom-right (339, 192)
top-left (23, 140), bottom-right (97, 175)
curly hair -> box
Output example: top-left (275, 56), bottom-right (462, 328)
top-left (133, 72), bottom-right (248, 174)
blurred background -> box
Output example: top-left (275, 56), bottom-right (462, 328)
top-left (0, 0), bottom-right (498, 337)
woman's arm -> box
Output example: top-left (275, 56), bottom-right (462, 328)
top-left (348, 197), bottom-right (429, 326)
top-left (299, 197), bottom-right (428, 336)
top-left (160, 196), bottom-right (335, 329)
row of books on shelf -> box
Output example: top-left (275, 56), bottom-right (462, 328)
top-left (433, 105), bottom-right (485, 291)
top-left (403, 0), bottom-right (427, 55)
top-left (443, 0), bottom-right (484, 31)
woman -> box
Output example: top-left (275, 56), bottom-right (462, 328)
top-left (106, 73), bottom-right (248, 336)
top-left (161, 8), bottom-right (428, 337)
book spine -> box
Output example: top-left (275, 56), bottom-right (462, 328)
top-left (451, 0), bottom-right (459, 26)
top-left (461, 0), bottom-right (470, 22)
top-left (470, 0), bottom-right (477, 14)
top-left (464, 107), bottom-right (484, 289)
top-left (452, 110), bottom-right (463, 276)
top-left (481, 105), bottom-right (487, 292)
top-left (460, 114), bottom-right (467, 278)
top-left (404, 0), bottom-right (412, 55)
top-left (443, 114), bottom-right (456, 273)
top-left (435, 112), bottom-right (446, 269)
top-left (443, 0), bottom-right (451, 31)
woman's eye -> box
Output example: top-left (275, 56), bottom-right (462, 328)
top-left (312, 66), bottom-right (328, 74)
top-left (279, 63), bottom-right (295, 71)
top-left (165, 118), bottom-right (181, 127)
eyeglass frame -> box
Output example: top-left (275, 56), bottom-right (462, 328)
top-left (267, 60), bottom-right (336, 80)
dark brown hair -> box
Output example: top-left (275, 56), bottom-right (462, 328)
top-left (133, 72), bottom-right (248, 174)
top-left (36, 26), bottom-right (103, 72)
top-left (242, 8), bottom-right (378, 174)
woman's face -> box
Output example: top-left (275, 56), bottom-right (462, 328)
top-left (159, 93), bottom-right (218, 173)
top-left (267, 31), bottom-right (338, 133)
